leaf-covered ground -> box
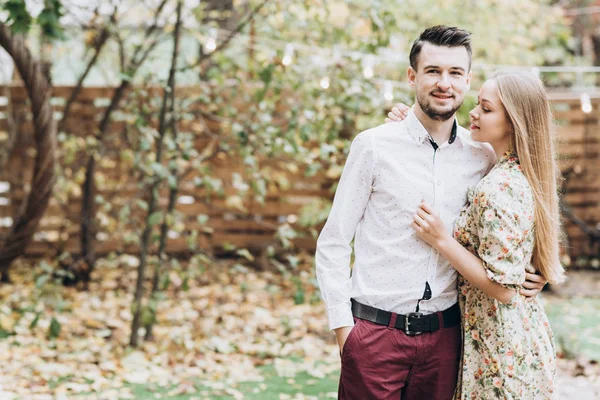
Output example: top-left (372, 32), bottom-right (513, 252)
top-left (0, 256), bottom-right (598, 399)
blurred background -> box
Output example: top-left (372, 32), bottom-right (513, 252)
top-left (0, 0), bottom-right (599, 399)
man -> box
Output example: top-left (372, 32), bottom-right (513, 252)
top-left (315, 26), bottom-right (545, 399)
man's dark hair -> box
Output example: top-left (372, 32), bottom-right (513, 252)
top-left (409, 25), bottom-right (472, 71)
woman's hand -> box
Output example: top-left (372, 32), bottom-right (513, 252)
top-left (385, 103), bottom-right (411, 123)
top-left (412, 202), bottom-right (450, 249)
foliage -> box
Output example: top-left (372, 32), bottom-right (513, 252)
top-left (0, 0), bottom-right (581, 347)
top-left (28, 0), bottom-right (578, 272)
top-left (185, 0), bottom-right (576, 241)
top-left (1, 0), bottom-right (65, 39)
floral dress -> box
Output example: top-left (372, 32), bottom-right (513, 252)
top-left (453, 152), bottom-right (557, 400)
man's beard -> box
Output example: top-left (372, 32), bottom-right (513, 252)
top-left (417, 91), bottom-right (462, 121)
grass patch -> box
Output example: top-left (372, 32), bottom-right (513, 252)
top-left (544, 296), bottom-right (600, 360)
top-left (84, 297), bottom-right (600, 399)
top-left (125, 363), bottom-right (339, 400)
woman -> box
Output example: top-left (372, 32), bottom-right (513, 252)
top-left (388, 71), bottom-right (565, 399)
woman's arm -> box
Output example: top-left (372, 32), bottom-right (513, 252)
top-left (413, 202), bottom-right (517, 304)
top-left (435, 233), bottom-right (516, 304)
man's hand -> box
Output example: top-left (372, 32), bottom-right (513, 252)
top-left (334, 326), bottom-right (353, 355)
top-left (521, 272), bottom-right (547, 300)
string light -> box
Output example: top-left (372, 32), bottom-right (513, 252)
top-left (581, 93), bottom-right (592, 114)
top-left (204, 28), bottom-right (217, 53)
top-left (383, 80), bottom-right (393, 101)
top-left (188, 27), bottom-right (600, 98)
top-left (210, 26), bottom-right (600, 75)
top-left (362, 55), bottom-right (374, 79)
top-left (282, 44), bottom-right (294, 66)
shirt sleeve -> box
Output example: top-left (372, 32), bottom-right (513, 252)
top-left (473, 188), bottom-right (527, 288)
top-left (315, 132), bottom-right (377, 331)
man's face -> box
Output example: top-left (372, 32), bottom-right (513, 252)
top-left (408, 43), bottom-right (471, 121)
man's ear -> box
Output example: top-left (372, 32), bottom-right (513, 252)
top-left (407, 67), bottom-right (417, 88)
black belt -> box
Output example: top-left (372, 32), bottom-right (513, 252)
top-left (351, 299), bottom-right (460, 336)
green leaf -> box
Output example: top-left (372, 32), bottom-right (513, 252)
top-left (151, 162), bottom-right (167, 178)
top-left (35, 274), bottom-right (50, 288)
top-left (255, 63), bottom-right (276, 101)
top-left (30, 313), bottom-right (40, 329)
top-left (160, 273), bottom-right (171, 290)
top-left (197, 214), bottom-right (209, 225)
top-left (236, 248), bottom-right (255, 262)
top-left (3, 0), bottom-right (33, 34)
top-left (119, 205), bottom-right (131, 223)
top-left (48, 317), bottom-right (61, 339)
top-left (222, 242), bottom-right (236, 252)
top-left (120, 72), bottom-right (133, 82)
top-left (136, 200), bottom-right (148, 211)
top-left (167, 174), bottom-right (178, 189)
top-left (148, 211), bottom-right (163, 227)
top-left (141, 305), bottom-right (156, 327)
top-left (37, 0), bottom-right (65, 40)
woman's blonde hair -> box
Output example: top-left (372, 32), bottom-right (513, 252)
top-left (492, 71), bottom-right (566, 284)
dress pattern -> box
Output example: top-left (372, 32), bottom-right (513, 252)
top-left (453, 152), bottom-right (557, 399)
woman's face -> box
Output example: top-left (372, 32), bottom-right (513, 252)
top-left (469, 79), bottom-right (512, 152)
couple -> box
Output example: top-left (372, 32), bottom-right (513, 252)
top-left (315, 25), bottom-right (565, 399)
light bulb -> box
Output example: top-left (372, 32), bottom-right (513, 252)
top-left (282, 44), bottom-right (294, 66)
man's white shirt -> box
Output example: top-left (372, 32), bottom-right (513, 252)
top-left (315, 110), bottom-right (496, 331)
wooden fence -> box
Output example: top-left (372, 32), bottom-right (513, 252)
top-left (0, 86), bottom-right (598, 265)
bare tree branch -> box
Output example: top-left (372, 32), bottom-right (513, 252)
top-left (58, 7), bottom-right (117, 132)
top-left (178, 0), bottom-right (272, 72)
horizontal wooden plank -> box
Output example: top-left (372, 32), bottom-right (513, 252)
top-left (20, 231), bottom-right (315, 256)
top-left (0, 85), bottom-right (598, 260)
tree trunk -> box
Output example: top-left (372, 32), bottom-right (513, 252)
top-left (131, 0), bottom-right (183, 347)
top-left (591, 34), bottom-right (600, 85)
top-left (0, 24), bottom-right (57, 281)
top-left (78, 79), bottom-right (130, 285)
top-left (77, 0), bottom-right (169, 286)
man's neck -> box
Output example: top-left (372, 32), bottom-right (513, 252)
top-left (413, 105), bottom-right (456, 144)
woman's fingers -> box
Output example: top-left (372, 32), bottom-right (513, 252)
top-left (386, 104), bottom-right (409, 123)
top-left (413, 212), bottom-right (429, 230)
top-left (419, 202), bottom-right (435, 215)
top-left (520, 287), bottom-right (539, 300)
top-left (387, 111), bottom-right (401, 122)
top-left (416, 207), bottom-right (430, 222)
top-left (524, 272), bottom-right (546, 284)
top-left (522, 280), bottom-right (542, 290)
top-left (412, 221), bottom-right (423, 233)
top-left (393, 103), bottom-right (410, 114)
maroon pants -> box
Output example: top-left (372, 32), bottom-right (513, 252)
top-left (338, 313), bottom-right (461, 400)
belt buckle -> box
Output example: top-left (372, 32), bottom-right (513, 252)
top-left (404, 312), bottom-right (425, 336)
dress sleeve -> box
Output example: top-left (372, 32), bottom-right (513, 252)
top-left (473, 189), bottom-right (527, 288)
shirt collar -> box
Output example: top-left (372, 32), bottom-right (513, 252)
top-left (406, 107), bottom-right (459, 147)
